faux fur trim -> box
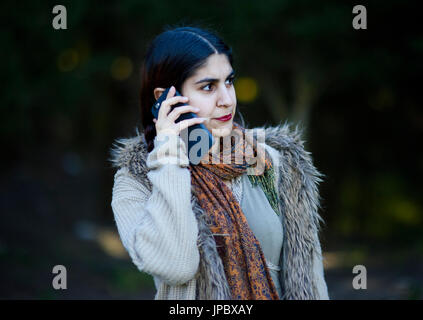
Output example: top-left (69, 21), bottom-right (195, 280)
top-left (109, 129), bottom-right (152, 191)
top-left (258, 122), bottom-right (324, 299)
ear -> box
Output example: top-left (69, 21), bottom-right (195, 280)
top-left (153, 87), bottom-right (166, 101)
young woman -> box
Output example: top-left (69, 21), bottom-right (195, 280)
top-left (110, 25), bottom-right (329, 300)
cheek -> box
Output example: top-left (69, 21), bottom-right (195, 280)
top-left (192, 100), bottom-right (214, 117)
top-left (231, 89), bottom-right (237, 105)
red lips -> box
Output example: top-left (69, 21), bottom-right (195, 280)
top-left (215, 114), bottom-right (232, 122)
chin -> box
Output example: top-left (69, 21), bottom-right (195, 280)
top-left (210, 121), bottom-right (233, 138)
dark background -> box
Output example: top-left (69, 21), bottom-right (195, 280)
top-left (1, 0), bottom-right (422, 299)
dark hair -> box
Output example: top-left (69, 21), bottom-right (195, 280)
top-left (139, 24), bottom-right (244, 152)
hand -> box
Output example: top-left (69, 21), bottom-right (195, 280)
top-left (153, 86), bottom-right (206, 136)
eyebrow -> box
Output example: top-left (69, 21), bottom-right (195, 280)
top-left (194, 70), bottom-right (235, 85)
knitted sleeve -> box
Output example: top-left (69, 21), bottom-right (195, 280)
top-left (111, 133), bottom-right (200, 286)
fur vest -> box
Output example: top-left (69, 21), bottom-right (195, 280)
top-left (110, 123), bottom-right (325, 299)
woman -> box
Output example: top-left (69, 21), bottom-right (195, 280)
top-left (110, 25), bottom-right (329, 300)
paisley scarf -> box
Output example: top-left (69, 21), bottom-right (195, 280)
top-left (188, 122), bottom-right (280, 300)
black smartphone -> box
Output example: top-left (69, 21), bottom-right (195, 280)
top-left (151, 87), bottom-right (215, 165)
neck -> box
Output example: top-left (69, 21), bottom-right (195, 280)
top-left (210, 136), bottom-right (223, 155)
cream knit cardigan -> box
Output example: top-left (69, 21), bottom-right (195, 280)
top-left (111, 126), bottom-right (329, 299)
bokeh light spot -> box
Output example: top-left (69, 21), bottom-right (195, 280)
top-left (235, 77), bottom-right (258, 103)
top-left (111, 57), bottom-right (133, 81)
top-left (57, 49), bottom-right (79, 72)
top-left (96, 229), bottom-right (128, 259)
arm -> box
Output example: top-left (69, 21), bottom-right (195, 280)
top-left (111, 133), bottom-right (200, 286)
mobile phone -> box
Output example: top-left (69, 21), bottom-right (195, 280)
top-left (151, 87), bottom-right (215, 165)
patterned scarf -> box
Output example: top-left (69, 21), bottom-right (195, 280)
top-left (188, 122), bottom-right (280, 300)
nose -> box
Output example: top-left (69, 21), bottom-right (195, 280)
top-left (216, 84), bottom-right (233, 108)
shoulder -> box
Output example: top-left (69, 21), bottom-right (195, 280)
top-left (109, 130), bottom-right (151, 185)
top-left (255, 122), bottom-right (309, 160)
top-left (109, 131), bottom-right (147, 170)
top-left (252, 122), bottom-right (324, 182)
top-left (251, 123), bottom-right (324, 218)
top-left (112, 167), bottom-right (151, 204)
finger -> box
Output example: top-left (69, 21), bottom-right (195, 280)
top-left (168, 105), bottom-right (199, 121)
top-left (166, 95), bottom-right (189, 108)
top-left (166, 86), bottom-right (176, 100)
top-left (158, 95), bottom-right (189, 119)
top-left (157, 87), bottom-right (175, 120)
top-left (178, 117), bottom-right (207, 132)
top-left (153, 118), bottom-right (157, 123)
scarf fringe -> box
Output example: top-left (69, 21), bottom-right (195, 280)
top-left (248, 165), bottom-right (280, 215)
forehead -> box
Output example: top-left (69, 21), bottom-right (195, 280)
top-left (192, 54), bottom-right (232, 78)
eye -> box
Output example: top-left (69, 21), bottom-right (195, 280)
top-left (202, 83), bottom-right (213, 91)
top-left (226, 76), bottom-right (235, 85)
top-left (201, 77), bottom-right (235, 92)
